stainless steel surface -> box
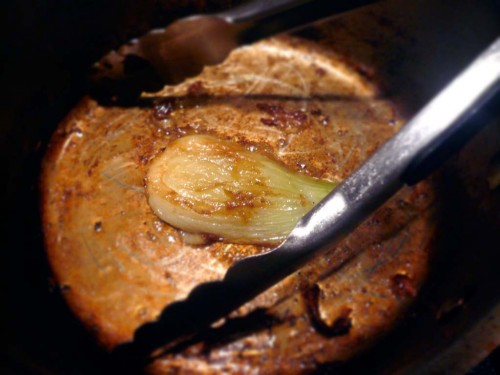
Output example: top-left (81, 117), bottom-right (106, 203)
top-left (114, 37), bottom-right (500, 361)
top-left (92, 0), bottom-right (377, 94)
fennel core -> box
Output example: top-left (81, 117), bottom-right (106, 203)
top-left (146, 135), bottom-right (336, 245)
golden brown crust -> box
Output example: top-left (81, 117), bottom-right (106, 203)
top-left (41, 36), bottom-right (438, 371)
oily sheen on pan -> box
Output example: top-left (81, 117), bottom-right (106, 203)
top-left (41, 36), bottom-right (437, 373)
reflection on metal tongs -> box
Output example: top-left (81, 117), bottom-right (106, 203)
top-left (91, 0), bottom-right (378, 101)
top-left (110, 6), bottom-right (500, 365)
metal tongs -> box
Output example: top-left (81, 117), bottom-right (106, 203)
top-left (112, 36), bottom-right (500, 363)
top-left (107, 0), bottom-right (500, 363)
top-left (92, 0), bottom-right (379, 100)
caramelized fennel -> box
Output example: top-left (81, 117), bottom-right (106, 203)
top-left (146, 135), bottom-right (336, 244)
